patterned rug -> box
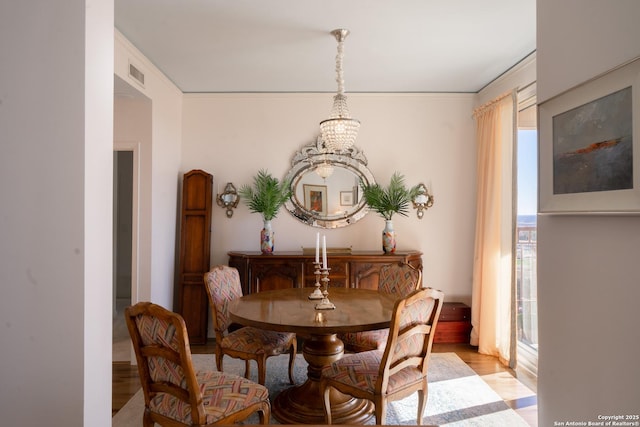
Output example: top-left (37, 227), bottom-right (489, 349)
top-left (112, 352), bottom-right (531, 426)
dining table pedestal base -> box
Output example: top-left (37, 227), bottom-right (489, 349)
top-left (272, 333), bottom-right (374, 425)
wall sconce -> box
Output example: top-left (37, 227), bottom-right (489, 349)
top-left (412, 183), bottom-right (434, 219)
top-left (216, 182), bottom-right (239, 218)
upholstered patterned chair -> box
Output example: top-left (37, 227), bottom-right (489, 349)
top-left (204, 265), bottom-right (297, 386)
top-left (124, 301), bottom-right (271, 426)
top-left (320, 287), bottom-right (444, 425)
top-left (340, 262), bottom-right (422, 352)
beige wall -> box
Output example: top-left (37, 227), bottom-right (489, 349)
top-left (181, 92), bottom-right (478, 305)
top-left (537, 0), bottom-right (640, 424)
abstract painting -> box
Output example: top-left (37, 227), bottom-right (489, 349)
top-left (553, 86), bottom-right (632, 194)
top-left (539, 57), bottom-right (640, 213)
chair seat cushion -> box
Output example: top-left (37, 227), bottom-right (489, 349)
top-left (221, 326), bottom-right (294, 355)
top-left (340, 329), bottom-right (389, 352)
top-left (322, 350), bottom-right (424, 395)
top-left (149, 370), bottom-right (269, 424)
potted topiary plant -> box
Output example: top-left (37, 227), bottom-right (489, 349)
top-left (360, 172), bottom-right (420, 253)
top-left (238, 169), bottom-right (292, 254)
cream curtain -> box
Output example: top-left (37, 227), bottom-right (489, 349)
top-left (470, 91), bottom-right (517, 368)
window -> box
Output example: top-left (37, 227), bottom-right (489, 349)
top-left (515, 84), bottom-right (538, 376)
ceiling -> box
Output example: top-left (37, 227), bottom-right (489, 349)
top-left (114, 0), bottom-right (536, 94)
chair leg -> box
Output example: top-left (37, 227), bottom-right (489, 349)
top-left (374, 396), bottom-right (386, 425)
top-left (258, 400), bottom-right (271, 425)
top-left (244, 359), bottom-right (251, 379)
top-left (142, 409), bottom-right (154, 427)
top-left (257, 355), bottom-right (267, 385)
top-left (321, 381), bottom-right (333, 424)
top-left (287, 339), bottom-right (297, 385)
top-left (215, 351), bottom-right (223, 373)
top-left (416, 380), bottom-right (428, 425)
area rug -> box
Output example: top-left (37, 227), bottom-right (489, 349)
top-left (112, 352), bottom-right (530, 426)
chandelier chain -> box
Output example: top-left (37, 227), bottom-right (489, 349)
top-left (335, 39), bottom-right (345, 95)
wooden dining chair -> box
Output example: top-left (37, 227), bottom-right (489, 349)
top-left (340, 261), bottom-right (422, 352)
top-left (320, 287), bottom-right (444, 425)
top-left (124, 301), bottom-right (271, 426)
top-left (204, 265), bottom-right (297, 386)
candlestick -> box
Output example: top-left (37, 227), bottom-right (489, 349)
top-left (322, 235), bottom-right (327, 269)
top-left (314, 267), bottom-right (335, 310)
top-left (308, 261), bottom-right (324, 300)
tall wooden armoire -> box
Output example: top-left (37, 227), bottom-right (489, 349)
top-left (177, 169), bottom-right (212, 344)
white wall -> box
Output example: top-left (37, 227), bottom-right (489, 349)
top-left (84, 1), bottom-right (116, 424)
top-left (537, 1), bottom-right (640, 425)
top-left (115, 30), bottom-right (183, 309)
top-left (181, 92), bottom-right (477, 305)
top-left (0, 0), bottom-right (113, 425)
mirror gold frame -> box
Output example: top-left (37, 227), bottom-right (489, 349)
top-left (284, 136), bottom-right (375, 228)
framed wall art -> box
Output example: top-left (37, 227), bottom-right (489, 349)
top-left (539, 57), bottom-right (640, 213)
top-left (303, 184), bottom-right (327, 215)
top-left (340, 191), bottom-right (354, 206)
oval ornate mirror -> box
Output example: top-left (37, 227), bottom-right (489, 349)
top-left (284, 136), bottom-right (375, 228)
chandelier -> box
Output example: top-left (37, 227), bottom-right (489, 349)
top-left (315, 160), bottom-right (334, 179)
top-left (320, 29), bottom-right (360, 153)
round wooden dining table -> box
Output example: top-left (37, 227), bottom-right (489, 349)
top-left (229, 286), bottom-right (396, 425)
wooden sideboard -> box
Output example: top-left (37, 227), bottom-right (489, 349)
top-left (227, 250), bottom-right (423, 294)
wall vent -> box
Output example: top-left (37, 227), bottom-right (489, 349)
top-left (128, 63), bottom-right (145, 87)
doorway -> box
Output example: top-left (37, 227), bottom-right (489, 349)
top-left (113, 75), bottom-right (150, 362)
top-left (112, 144), bottom-right (139, 362)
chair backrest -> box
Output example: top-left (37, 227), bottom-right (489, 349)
top-left (204, 265), bottom-right (243, 335)
top-left (378, 262), bottom-right (422, 298)
top-left (377, 287), bottom-right (444, 392)
top-left (124, 301), bottom-right (207, 425)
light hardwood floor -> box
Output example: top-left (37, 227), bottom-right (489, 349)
top-left (112, 341), bottom-right (537, 425)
